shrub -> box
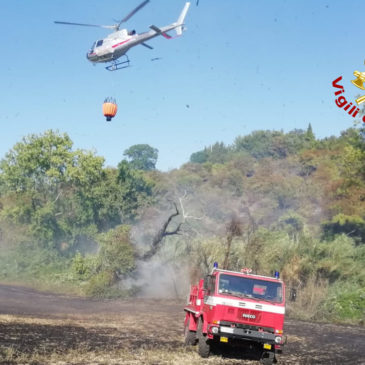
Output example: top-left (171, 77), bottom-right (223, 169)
top-left (71, 252), bottom-right (99, 280)
top-left (84, 271), bottom-right (115, 297)
top-left (321, 284), bottom-right (365, 323)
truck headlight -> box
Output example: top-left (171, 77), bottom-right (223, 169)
top-left (212, 326), bottom-right (219, 334)
top-left (275, 336), bottom-right (282, 344)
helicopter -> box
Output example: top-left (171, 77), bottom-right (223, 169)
top-left (55, 1), bottom-right (191, 71)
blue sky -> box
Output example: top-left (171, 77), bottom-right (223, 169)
top-left (1, 0), bottom-right (364, 170)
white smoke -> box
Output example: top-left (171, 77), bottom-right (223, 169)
top-left (122, 255), bottom-right (191, 299)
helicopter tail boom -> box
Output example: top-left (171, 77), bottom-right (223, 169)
top-left (150, 25), bottom-right (172, 39)
top-left (175, 2), bottom-right (190, 36)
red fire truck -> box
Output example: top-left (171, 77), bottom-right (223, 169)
top-left (184, 264), bottom-right (286, 364)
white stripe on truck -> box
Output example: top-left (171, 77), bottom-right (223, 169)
top-left (204, 296), bottom-right (285, 314)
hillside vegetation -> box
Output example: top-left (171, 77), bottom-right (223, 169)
top-left (0, 126), bottom-right (364, 324)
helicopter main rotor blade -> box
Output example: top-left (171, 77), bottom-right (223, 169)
top-left (54, 21), bottom-right (116, 30)
top-left (117, 0), bottom-right (150, 29)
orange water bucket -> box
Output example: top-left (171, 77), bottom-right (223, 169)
top-left (103, 98), bottom-right (117, 121)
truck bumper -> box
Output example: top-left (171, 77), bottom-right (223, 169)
top-left (215, 325), bottom-right (279, 345)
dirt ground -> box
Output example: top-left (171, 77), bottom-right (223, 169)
top-left (0, 284), bottom-right (364, 365)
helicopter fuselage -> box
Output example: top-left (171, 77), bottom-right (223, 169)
top-left (86, 22), bottom-right (180, 64)
top-left (55, 1), bottom-right (190, 70)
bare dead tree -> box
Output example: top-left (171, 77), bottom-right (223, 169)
top-left (240, 200), bottom-right (257, 243)
top-left (222, 215), bottom-right (242, 270)
top-left (138, 193), bottom-right (205, 261)
top-left (139, 202), bottom-right (183, 261)
top-left (179, 191), bottom-right (204, 221)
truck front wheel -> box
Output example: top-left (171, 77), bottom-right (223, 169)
top-left (197, 319), bottom-right (211, 358)
top-left (260, 350), bottom-right (276, 365)
top-left (184, 318), bottom-right (197, 346)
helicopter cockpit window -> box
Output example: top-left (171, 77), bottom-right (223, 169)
top-left (96, 40), bottom-right (103, 47)
top-left (128, 30), bottom-right (136, 35)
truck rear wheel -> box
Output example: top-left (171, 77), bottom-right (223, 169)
top-left (184, 318), bottom-right (197, 346)
top-left (197, 319), bottom-right (211, 358)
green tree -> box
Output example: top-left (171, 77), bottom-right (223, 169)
top-left (322, 214), bottom-right (365, 245)
top-left (123, 144), bottom-right (158, 171)
top-left (234, 130), bottom-right (286, 159)
top-left (233, 129), bottom-right (316, 160)
top-left (0, 130), bottom-right (75, 247)
top-left (190, 143), bottom-right (231, 164)
top-left (84, 225), bottom-right (136, 297)
top-left (97, 225), bottom-right (135, 277)
top-left (0, 130), bottom-right (74, 193)
top-left (190, 149), bottom-right (209, 164)
top-left (0, 130), bottom-right (116, 250)
top-left (117, 160), bottom-right (154, 220)
top-left (306, 123), bottom-right (315, 142)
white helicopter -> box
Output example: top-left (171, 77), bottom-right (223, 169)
top-left (55, 1), bottom-right (191, 71)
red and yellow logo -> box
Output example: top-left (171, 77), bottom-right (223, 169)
top-left (351, 71), bottom-right (365, 105)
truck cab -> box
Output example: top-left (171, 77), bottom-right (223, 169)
top-left (184, 267), bottom-right (286, 364)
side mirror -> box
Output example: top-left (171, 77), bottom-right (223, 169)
top-left (203, 275), bottom-right (212, 291)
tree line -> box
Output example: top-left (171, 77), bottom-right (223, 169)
top-left (0, 126), bottom-right (364, 323)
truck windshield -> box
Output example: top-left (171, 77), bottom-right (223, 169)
top-left (218, 274), bottom-right (283, 303)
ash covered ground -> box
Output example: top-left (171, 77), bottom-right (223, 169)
top-left (0, 284), bottom-right (364, 365)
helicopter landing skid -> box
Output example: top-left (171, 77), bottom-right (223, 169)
top-left (105, 56), bottom-right (130, 71)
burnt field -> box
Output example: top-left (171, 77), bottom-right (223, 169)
top-left (0, 284), bottom-right (364, 364)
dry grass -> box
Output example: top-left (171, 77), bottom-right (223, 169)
top-left (286, 276), bottom-right (329, 321)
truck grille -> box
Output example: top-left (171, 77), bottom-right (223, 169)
top-left (237, 308), bottom-right (261, 323)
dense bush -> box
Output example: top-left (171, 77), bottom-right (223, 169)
top-left (322, 283), bottom-right (365, 323)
